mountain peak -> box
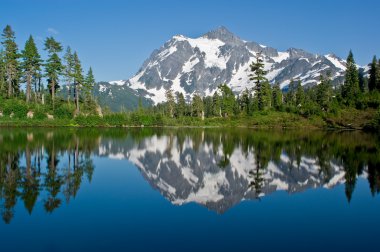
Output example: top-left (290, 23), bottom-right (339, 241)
top-left (203, 26), bottom-right (241, 44)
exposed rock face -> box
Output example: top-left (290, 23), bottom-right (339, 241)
top-left (108, 27), bottom-right (350, 104)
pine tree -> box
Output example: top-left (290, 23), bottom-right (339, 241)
top-left (83, 67), bottom-right (95, 103)
top-left (218, 84), bottom-right (236, 117)
top-left (1, 25), bottom-right (20, 98)
top-left (63, 46), bottom-right (74, 102)
top-left (212, 91), bottom-right (221, 117)
top-left (249, 52), bottom-right (271, 110)
top-left (165, 89), bottom-right (175, 117)
top-left (272, 83), bottom-right (282, 111)
top-left (377, 59), bottom-right (380, 91)
top-left (368, 56), bottom-right (377, 92)
top-left (295, 80), bottom-right (305, 107)
top-left (21, 35), bottom-right (42, 103)
top-left (0, 50), bottom-right (6, 96)
top-left (316, 75), bottom-right (333, 111)
top-left (72, 52), bottom-right (84, 113)
top-left (342, 50), bottom-right (360, 106)
top-left (175, 92), bottom-right (186, 117)
top-left (241, 88), bottom-right (251, 115)
top-left (192, 93), bottom-right (204, 118)
top-left (44, 36), bottom-right (63, 108)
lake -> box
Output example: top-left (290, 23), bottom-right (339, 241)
top-left (0, 128), bottom-right (379, 252)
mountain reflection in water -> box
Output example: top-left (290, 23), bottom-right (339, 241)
top-left (0, 128), bottom-right (379, 223)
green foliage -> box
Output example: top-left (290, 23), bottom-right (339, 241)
top-left (272, 83), bottom-right (282, 111)
top-left (21, 35), bottom-right (42, 102)
top-left (1, 25), bottom-right (20, 98)
top-left (342, 50), bottom-right (360, 106)
top-left (54, 103), bottom-right (75, 119)
top-left (218, 84), bottom-right (236, 117)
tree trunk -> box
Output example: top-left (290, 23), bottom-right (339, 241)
top-left (26, 73), bottom-right (31, 103)
top-left (7, 69), bottom-right (12, 98)
top-left (52, 79), bottom-right (55, 110)
top-left (75, 82), bottom-right (79, 113)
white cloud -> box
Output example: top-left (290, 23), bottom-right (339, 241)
top-left (47, 28), bottom-right (59, 35)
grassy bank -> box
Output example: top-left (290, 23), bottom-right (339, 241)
top-left (0, 108), bottom-right (378, 130)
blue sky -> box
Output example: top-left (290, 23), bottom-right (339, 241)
top-left (1, 0), bottom-right (379, 81)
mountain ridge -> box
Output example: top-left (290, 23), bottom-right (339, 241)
top-left (98, 27), bottom-right (364, 109)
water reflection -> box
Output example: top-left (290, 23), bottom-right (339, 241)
top-left (0, 128), bottom-right (379, 223)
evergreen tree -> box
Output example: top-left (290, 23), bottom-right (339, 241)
top-left (218, 84), bottom-right (236, 117)
top-left (272, 83), bottom-right (282, 111)
top-left (377, 59), bottom-right (380, 91)
top-left (21, 35), bottom-right (42, 103)
top-left (44, 36), bottom-right (63, 108)
top-left (342, 50), bottom-right (360, 106)
top-left (63, 46), bottom-right (74, 102)
top-left (212, 91), bottom-right (221, 117)
top-left (203, 96), bottom-right (213, 117)
top-left (285, 79), bottom-right (296, 107)
top-left (295, 80), bottom-right (305, 107)
top-left (316, 75), bottom-right (333, 112)
top-left (192, 93), bottom-right (204, 118)
top-left (0, 50), bottom-right (6, 96)
top-left (1, 25), bottom-right (20, 98)
top-left (83, 67), bottom-right (95, 103)
top-left (358, 70), bottom-right (367, 93)
top-left (241, 88), bottom-right (251, 115)
top-left (165, 89), bottom-right (175, 117)
top-left (72, 52), bottom-right (84, 113)
top-left (175, 92), bottom-right (186, 117)
top-left (368, 56), bottom-right (377, 92)
top-left (249, 52), bottom-right (271, 110)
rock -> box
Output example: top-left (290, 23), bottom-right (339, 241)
top-left (10, 112), bottom-right (14, 118)
top-left (47, 114), bottom-right (54, 120)
top-left (27, 111), bottom-right (34, 119)
top-left (0, 111), bottom-right (3, 117)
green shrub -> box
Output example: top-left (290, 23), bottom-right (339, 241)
top-left (54, 104), bottom-right (75, 119)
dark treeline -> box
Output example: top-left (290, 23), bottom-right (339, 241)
top-left (1, 128), bottom-right (380, 223)
top-left (153, 51), bottom-right (380, 120)
top-left (0, 24), bottom-right (98, 120)
top-left (138, 51), bottom-right (380, 130)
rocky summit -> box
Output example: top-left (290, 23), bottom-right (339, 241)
top-left (102, 27), bottom-right (351, 107)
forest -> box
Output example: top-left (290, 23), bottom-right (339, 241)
top-left (1, 24), bottom-right (380, 130)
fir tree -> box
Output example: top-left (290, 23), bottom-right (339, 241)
top-left (192, 93), bottom-right (204, 118)
top-left (83, 67), bottom-right (95, 103)
top-left (218, 84), bottom-right (236, 117)
top-left (21, 35), bottom-right (42, 103)
top-left (175, 92), bottom-right (186, 117)
top-left (249, 52), bottom-right (271, 110)
top-left (368, 56), bottom-right (377, 92)
top-left (72, 52), bottom-right (84, 113)
top-left (0, 50), bottom-right (5, 96)
top-left (165, 89), bottom-right (175, 118)
top-left (241, 88), bottom-right (251, 115)
top-left (1, 25), bottom-right (20, 98)
top-left (377, 59), bottom-right (380, 91)
top-left (272, 83), bottom-right (282, 111)
top-left (316, 74), bottom-right (333, 112)
top-left (63, 46), bottom-right (75, 102)
top-left (212, 91), bottom-right (221, 117)
top-left (295, 80), bottom-right (305, 107)
top-left (342, 50), bottom-right (360, 106)
top-left (44, 36), bottom-right (63, 108)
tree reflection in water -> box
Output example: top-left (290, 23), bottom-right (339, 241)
top-left (0, 128), bottom-right (379, 223)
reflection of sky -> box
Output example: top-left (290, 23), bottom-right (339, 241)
top-left (1, 155), bottom-right (379, 251)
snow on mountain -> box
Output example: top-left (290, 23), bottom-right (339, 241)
top-left (104, 26), bottom-right (352, 105)
top-left (96, 133), bottom-right (351, 213)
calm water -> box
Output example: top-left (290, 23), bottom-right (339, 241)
top-left (0, 128), bottom-right (379, 252)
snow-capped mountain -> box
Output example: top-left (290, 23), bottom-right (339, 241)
top-left (106, 26), bottom-right (350, 105)
top-left (96, 132), bottom-right (358, 213)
